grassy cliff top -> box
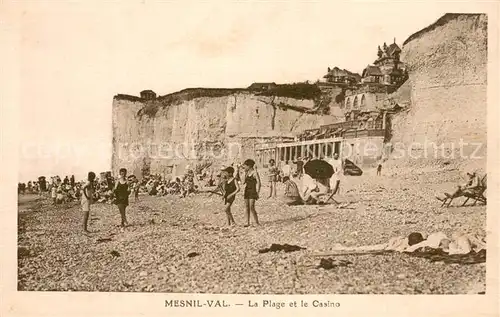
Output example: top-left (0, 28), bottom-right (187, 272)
top-left (115, 82), bottom-right (323, 103)
top-left (119, 83), bottom-right (327, 119)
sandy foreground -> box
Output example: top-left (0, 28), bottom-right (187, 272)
top-left (17, 169), bottom-right (486, 294)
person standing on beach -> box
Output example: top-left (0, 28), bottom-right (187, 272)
top-left (133, 179), bottom-right (140, 201)
top-left (51, 181), bottom-right (57, 204)
top-left (82, 172), bottom-right (96, 233)
top-left (221, 166), bottom-right (240, 226)
top-left (281, 160), bottom-right (291, 182)
top-left (377, 161), bottom-right (383, 176)
top-left (293, 157), bottom-right (304, 178)
top-left (267, 159), bottom-right (279, 199)
top-left (327, 153), bottom-right (343, 194)
top-left (113, 168), bottom-right (131, 227)
top-left (239, 159), bottom-right (261, 227)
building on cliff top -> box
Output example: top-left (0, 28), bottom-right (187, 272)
top-left (361, 39), bottom-right (406, 86)
top-left (247, 82), bottom-right (278, 91)
top-left (255, 39), bottom-right (408, 168)
top-left (140, 90), bottom-right (157, 100)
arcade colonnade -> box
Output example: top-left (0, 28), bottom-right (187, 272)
top-left (256, 137), bottom-right (343, 168)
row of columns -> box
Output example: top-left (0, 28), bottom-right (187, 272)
top-left (257, 141), bottom-right (342, 167)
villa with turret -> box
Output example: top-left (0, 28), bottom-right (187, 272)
top-left (255, 39), bottom-right (408, 168)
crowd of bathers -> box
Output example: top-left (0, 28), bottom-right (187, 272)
top-left (18, 176), bottom-right (83, 204)
top-left (18, 155), bottom-right (486, 234)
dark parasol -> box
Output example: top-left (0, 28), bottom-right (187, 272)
top-left (304, 159), bottom-right (334, 179)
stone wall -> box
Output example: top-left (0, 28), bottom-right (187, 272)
top-left (345, 92), bottom-right (386, 111)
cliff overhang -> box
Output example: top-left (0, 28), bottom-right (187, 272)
top-left (403, 13), bottom-right (486, 46)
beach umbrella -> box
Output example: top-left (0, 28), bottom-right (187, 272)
top-left (304, 159), bottom-right (334, 179)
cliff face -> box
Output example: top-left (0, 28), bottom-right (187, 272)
top-left (112, 13), bottom-right (487, 175)
top-left (112, 93), bottom-right (339, 177)
top-left (389, 14), bottom-right (487, 167)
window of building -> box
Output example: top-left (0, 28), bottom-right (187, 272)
top-left (334, 142), bottom-right (341, 155)
top-left (353, 96), bottom-right (358, 109)
top-left (361, 95), bottom-right (366, 107)
top-left (367, 118), bottom-right (374, 129)
top-left (326, 142), bottom-right (333, 157)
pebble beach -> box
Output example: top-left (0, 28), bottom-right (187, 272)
top-left (17, 168), bottom-right (486, 294)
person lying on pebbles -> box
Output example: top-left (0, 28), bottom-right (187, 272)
top-left (317, 232), bottom-right (485, 255)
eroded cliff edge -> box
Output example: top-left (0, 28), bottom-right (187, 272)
top-left (389, 13), bottom-right (487, 169)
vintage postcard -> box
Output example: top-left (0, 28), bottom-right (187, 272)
top-left (1, 0), bottom-right (499, 316)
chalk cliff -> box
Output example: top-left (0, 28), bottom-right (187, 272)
top-left (112, 13), bottom-right (488, 177)
top-left (112, 91), bottom-right (340, 177)
top-left (389, 13), bottom-right (487, 168)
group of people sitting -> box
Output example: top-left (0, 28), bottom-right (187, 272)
top-left (280, 153), bottom-right (344, 206)
top-left (18, 176), bottom-right (50, 195)
top-left (48, 176), bottom-right (82, 204)
top-left (19, 173), bottom-right (135, 205)
top-left (142, 170), bottom-right (198, 198)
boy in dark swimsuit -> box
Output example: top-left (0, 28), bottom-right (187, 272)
top-left (239, 159), bottom-right (261, 227)
top-left (221, 167), bottom-right (240, 226)
top-left (113, 168), bottom-right (131, 227)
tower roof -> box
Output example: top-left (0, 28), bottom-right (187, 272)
top-left (387, 43), bottom-right (401, 56)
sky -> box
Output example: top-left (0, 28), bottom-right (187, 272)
top-left (8, 0), bottom-right (484, 181)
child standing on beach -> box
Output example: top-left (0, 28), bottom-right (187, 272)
top-left (239, 159), bottom-right (261, 227)
top-left (221, 166), bottom-right (240, 226)
top-left (82, 172), bottom-right (96, 233)
top-left (133, 179), bottom-right (140, 201)
top-left (113, 168), bottom-right (131, 227)
top-left (267, 159), bottom-right (279, 199)
top-left (51, 183), bottom-right (57, 204)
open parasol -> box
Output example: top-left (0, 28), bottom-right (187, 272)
top-left (304, 159), bottom-right (334, 179)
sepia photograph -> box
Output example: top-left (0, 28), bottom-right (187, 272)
top-left (2, 0), bottom-right (499, 315)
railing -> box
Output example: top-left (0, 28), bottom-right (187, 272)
top-left (319, 120), bottom-right (383, 132)
top-left (344, 129), bottom-right (385, 138)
